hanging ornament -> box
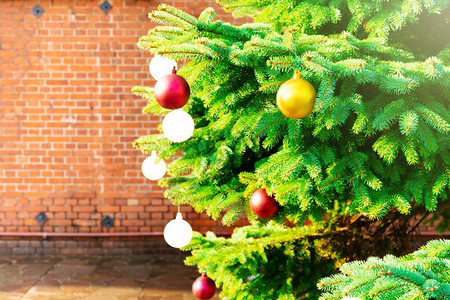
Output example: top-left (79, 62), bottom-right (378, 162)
top-left (276, 71), bottom-right (316, 119)
top-left (154, 68), bottom-right (190, 109)
top-left (141, 151), bottom-right (166, 181)
top-left (245, 273), bottom-right (261, 282)
top-left (192, 273), bottom-right (216, 300)
top-left (149, 55), bottom-right (177, 81)
top-left (163, 211), bottom-right (193, 248)
top-left (250, 188), bottom-right (279, 218)
top-left (162, 109), bottom-right (194, 143)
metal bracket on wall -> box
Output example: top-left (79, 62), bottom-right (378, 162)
top-left (101, 216), bottom-right (114, 229)
top-left (31, 4), bottom-right (45, 18)
top-left (99, 1), bottom-right (113, 14)
top-left (35, 212), bottom-right (49, 225)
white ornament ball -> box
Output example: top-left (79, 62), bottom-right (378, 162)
top-left (162, 109), bottom-right (195, 143)
top-left (163, 212), bottom-right (193, 248)
top-left (149, 55), bottom-right (177, 81)
top-left (141, 151), bottom-right (166, 181)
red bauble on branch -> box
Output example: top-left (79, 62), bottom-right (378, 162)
top-left (192, 273), bottom-right (216, 300)
top-left (154, 68), bottom-right (190, 109)
top-left (250, 188), bottom-right (279, 218)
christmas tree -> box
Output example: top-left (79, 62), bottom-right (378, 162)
top-left (133, 0), bottom-right (449, 299)
top-left (319, 239), bottom-right (450, 299)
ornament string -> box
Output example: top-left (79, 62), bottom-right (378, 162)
top-left (287, 29), bottom-right (302, 77)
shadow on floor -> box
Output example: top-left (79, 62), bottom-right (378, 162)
top-left (0, 254), bottom-right (220, 300)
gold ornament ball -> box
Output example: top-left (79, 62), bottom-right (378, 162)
top-left (276, 72), bottom-right (316, 119)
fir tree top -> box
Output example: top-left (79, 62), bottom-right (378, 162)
top-left (134, 0), bottom-right (449, 226)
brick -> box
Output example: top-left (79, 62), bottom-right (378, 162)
top-left (97, 206), bottom-right (120, 213)
top-left (127, 199), bottom-right (139, 206)
top-left (73, 219), bottom-right (97, 227)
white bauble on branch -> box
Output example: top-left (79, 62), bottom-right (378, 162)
top-left (163, 212), bottom-right (193, 248)
top-left (149, 55), bottom-right (177, 81)
top-left (141, 151), bottom-right (166, 181)
top-left (162, 109), bottom-right (194, 143)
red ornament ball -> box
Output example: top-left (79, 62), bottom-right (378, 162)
top-left (154, 69), bottom-right (190, 109)
top-left (192, 274), bottom-right (216, 300)
top-left (250, 188), bottom-right (279, 218)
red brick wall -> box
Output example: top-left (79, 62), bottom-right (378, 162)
top-left (0, 0), bottom-right (243, 247)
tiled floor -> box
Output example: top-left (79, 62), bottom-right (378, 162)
top-left (0, 254), bottom-right (220, 300)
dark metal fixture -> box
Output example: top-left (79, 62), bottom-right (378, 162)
top-left (35, 212), bottom-right (49, 225)
top-left (99, 1), bottom-right (113, 14)
top-left (31, 4), bottom-right (45, 18)
top-left (101, 216), bottom-right (114, 229)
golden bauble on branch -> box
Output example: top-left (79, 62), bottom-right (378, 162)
top-left (276, 71), bottom-right (316, 119)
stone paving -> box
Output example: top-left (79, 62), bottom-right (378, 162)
top-left (0, 254), bottom-right (220, 300)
